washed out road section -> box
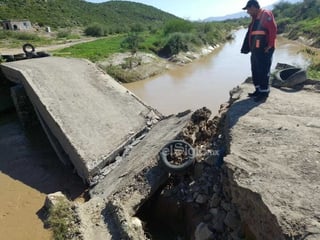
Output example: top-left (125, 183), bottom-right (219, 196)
top-left (224, 83), bottom-right (320, 239)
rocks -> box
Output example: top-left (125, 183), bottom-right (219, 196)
top-left (168, 54), bottom-right (193, 65)
top-left (224, 211), bottom-right (241, 230)
top-left (168, 45), bottom-right (218, 66)
top-left (209, 193), bottom-right (221, 208)
top-left (45, 191), bottom-right (68, 209)
top-left (157, 104), bottom-right (244, 240)
top-left (195, 222), bottom-right (214, 240)
top-left (195, 194), bottom-right (209, 204)
top-left (211, 209), bottom-right (227, 233)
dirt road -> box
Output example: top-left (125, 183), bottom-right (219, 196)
top-left (0, 37), bottom-right (96, 55)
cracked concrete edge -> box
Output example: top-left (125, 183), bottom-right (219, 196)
top-left (99, 161), bottom-right (170, 240)
top-left (89, 156), bottom-right (168, 239)
top-left (103, 197), bottom-right (148, 240)
top-left (221, 84), bottom-right (287, 240)
top-left (221, 82), bottom-right (320, 240)
top-left (222, 162), bottom-right (285, 240)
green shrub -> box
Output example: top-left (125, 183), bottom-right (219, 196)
top-left (148, 25), bottom-right (158, 34)
top-left (308, 64), bottom-right (320, 80)
top-left (130, 23), bottom-right (144, 33)
top-left (84, 24), bottom-right (106, 37)
top-left (56, 30), bottom-right (81, 40)
top-left (13, 32), bottom-right (41, 41)
top-left (0, 30), bottom-right (11, 40)
top-left (276, 18), bottom-right (294, 34)
top-left (159, 32), bottom-right (200, 57)
top-left (308, 56), bottom-right (320, 80)
top-left (194, 22), bottom-right (228, 46)
top-left (287, 28), bottom-right (300, 40)
top-left (163, 19), bottom-right (194, 35)
top-left (67, 34), bottom-right (81, 40)
top-left (121, 56), bottom-right (142, 69)
top-left (57, 30), bottom-right (70, 38)
top-left (121, 32), bottom-right (143, 54)
top-left (106, 65), bottom-right (140, 83)
top-left (312, 37), bottom-right (320, 48)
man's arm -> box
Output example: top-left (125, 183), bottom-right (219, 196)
top-left (241, 30), bottom-right (250, 54)
top-left (263, 10), bottom-right (277, 49)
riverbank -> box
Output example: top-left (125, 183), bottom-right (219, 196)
top-left (97, 34), bottom-right (320, 85)
top-left (96, 30), bottom-right (320, 84)
top-left (97, 44), bottom-right (219, 83)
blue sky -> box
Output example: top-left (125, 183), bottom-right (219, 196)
top-left (84, 0), bottom-right (280, 20)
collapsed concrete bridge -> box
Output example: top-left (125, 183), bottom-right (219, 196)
top-left (2, 56), bottom-right (320, 240)
top-left (0, 56), bottom-right (164, 183)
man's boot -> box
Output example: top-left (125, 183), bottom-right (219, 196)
top-left (248, 88), bottom-right (260, 97)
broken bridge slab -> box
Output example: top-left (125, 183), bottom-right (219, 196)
top-left (1, 57), bottom-right (161, 182)
top-left (90, 111), bottom-right (192, 199)
top-left (89, 112), bottom-right (192, 239)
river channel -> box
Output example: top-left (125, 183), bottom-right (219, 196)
top-left (0, 29), bottom-right (310, 239)
top-left (125, 29), bottom-right (309, 115)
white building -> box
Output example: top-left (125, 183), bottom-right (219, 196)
top-left (1, 20), bottom-right (33, 31)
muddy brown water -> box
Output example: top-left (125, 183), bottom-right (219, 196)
top-left (125, 29), bottom-right (309, 115)
top-left (0, 29), bottom-right (310, 240)
top-left (0, 112), bottom-right (87, 240)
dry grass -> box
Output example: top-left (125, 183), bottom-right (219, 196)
top-left (47, 200), bottom-right (81, 240)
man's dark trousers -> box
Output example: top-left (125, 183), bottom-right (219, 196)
top-left (250, 48), bottom-right (274, 92)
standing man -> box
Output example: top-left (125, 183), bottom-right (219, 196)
top-left (241, 0), bottom-right (277, 102)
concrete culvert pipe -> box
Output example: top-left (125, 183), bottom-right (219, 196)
top-left (159, 140), bottom-right (195, 174)
top-left (274, 67), bottom-right (307, 88)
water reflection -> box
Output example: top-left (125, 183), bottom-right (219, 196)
top-left (125, 29), bottom-right (309, 115)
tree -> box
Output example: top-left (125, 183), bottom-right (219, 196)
top-left (121, 32), bottom-right (143, 55)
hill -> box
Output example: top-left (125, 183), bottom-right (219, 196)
top-left (204, 12), bottom-right (247, 22)
top-left (204, 0), bottom-right (302, 22)
top-left (0, 0), bottom-right (178, 29)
